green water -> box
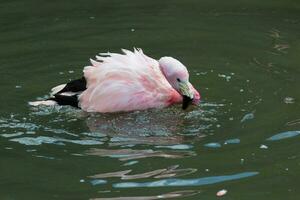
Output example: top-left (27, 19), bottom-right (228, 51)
top-left (1, 0), bottom-right (300, 199)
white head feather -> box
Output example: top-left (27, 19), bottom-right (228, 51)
top-left (158, 57), bottom-right (189, 93)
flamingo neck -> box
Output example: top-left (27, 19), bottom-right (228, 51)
top-left (168, 90), bottom-right (182, 105)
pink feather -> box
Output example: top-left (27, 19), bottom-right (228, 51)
top-left (78, 49), bottom-right (199, 113)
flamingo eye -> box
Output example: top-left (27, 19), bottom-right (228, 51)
top-left (177, 78), bottom-right (181, 82)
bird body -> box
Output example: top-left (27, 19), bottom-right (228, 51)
top-left (80, 49), bottom-right (183, 112)
top-left (30, 48), bottom-right (200, 113)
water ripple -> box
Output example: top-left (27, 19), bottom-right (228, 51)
top-left (267, 131), bottom-right (300, 141)
top-left (85, 148), bottom-right (195, 161)
top-left (89, 165), bottom-right (197, 180)
top-left (90, 190), bottom-right (200, 200)
top-left (10, 136), bottom-right (103, 146)
top-left (113, 172), bottom-right (259, 188)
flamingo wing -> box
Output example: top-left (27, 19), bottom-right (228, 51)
top-left (79, 49), bottom-right (178, 113)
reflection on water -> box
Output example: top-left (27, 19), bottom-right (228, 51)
top-left (91, 190), bottom-right (200, 200)
top-left (204, 142), bottom-right (222, 148)
top-left (286, 119), bottom-right (300, 126)
top-left (154, 144), bottom-right (193, 150)
top-left (267, 131), bottom-right (300, 141)
top-left (10, 136), bottom-right (103, 146)
top-left (1, 101), bottom-right (220, 148)
top-left (86, 103), bottom-right (218, 137)
top-left (90, 179), bottom-right (107, 186)
top-left (1, 86), bottom-right (297, 200)
top-left (123, 160), bottom-right (139, 166)
top-left (89, 165), bottom-right (197, 180)
top-left (113, 172), bottom-right (259, 188)
top-left (224, 138), bottom-right (240, 144)
top-left (84, 148), bottom-right (195, 161)
top-left (0, 102), bottom-right (226, 199)
top-left (107, 135), bottom-right (188, 147)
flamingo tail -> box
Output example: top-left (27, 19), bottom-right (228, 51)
top-left (55, 77), bottom-right (86, 94)
top-left (49, 77), bottom-right (86, 108)
top-left (49, 94), bottom-right (79, 108)
top-left (29, 77), bottom-right (86, 108)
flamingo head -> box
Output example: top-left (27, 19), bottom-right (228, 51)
top-left (159, 57), bottom-right (200, 109)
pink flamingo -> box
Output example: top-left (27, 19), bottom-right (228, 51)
top-left (30, 49), bottom-right (200, 112)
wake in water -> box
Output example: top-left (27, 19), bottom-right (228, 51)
top-left (1, 101), bottom-right (223, 148)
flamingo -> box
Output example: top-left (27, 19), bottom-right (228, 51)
top-left (30, 48), bottom-right (200, 112)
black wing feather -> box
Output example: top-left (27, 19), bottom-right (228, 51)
top-left (57, 77), bottom-right (86, 94)
top-left (49, 77), bottom-right (87, 108)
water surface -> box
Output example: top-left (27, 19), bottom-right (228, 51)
top-left (1, 0), bottom-right (300, 199)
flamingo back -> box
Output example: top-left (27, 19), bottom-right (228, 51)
top-left (79, 49), bottom-right (180, 112)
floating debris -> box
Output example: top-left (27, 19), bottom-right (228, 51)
top-left (15, 85), bottom-right (22, 89)
top-left (216, 189), bottom-right (227, 197)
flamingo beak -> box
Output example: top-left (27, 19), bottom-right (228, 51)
top-left (179, 81), bottom-right (194, 110)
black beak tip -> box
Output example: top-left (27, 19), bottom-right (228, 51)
top-left (182, 95), bottom-right (193, 110)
